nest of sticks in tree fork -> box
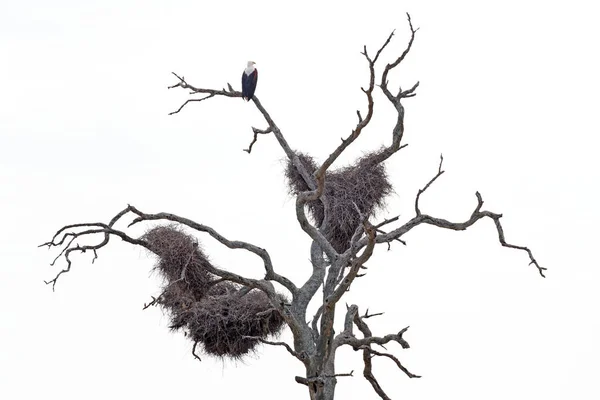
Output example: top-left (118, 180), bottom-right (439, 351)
top-left (142, 226), bottom-right (286, 359)
top-left (286, 150), bottom-right (393, 253)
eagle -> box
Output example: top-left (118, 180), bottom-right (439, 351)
top-left (241, 61), bottom-right (258, 101)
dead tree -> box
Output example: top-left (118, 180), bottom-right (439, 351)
top-left (41, 14), bottom-right (544, 400)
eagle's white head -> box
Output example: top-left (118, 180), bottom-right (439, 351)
top-left (245, 61), bottom-right (256, 75)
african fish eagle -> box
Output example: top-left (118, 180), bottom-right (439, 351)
top-left (242, 61), bottom-right (258, 101)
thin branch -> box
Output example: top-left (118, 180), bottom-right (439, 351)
top-left (365, 13), bottom-right (419, 167)
top-left (381, 13), bottom-right (419, 98)
top-left (142, 295), bottom-right (159, 310)
top-left (375, 228), bottom-right (406, 248)
top-left (326, 371), bottom-right (354, 378)
top-left (362, 309), bottom-right (385, 319)
top-left (366, 192), bottom-right (546, 277)
top-left (374, 215), bottom-right (401, 229)
top-left (373, 30), bottom-right (396, 64)
top-left (244, 126), bottom-right (272, 153)
top-left (42, 225), bottom-right (151, 291)
top-left (362, 352), bottom-right (391, 400)
top-left (168, 72), bottom-right (300, 167)
top-left (491, 215), bottom-right (545, 277)
top-left (307, 31), bottom-right (387, 202)
top-left (415, 154), bottom-right (445, 216)
top-left (168, 95), bottom-right (215, 115)
top-left (242, 336), bottom-right (304, 361)
top-left (364, 347), bottom-right (421, 378)
top-left (294, 371), bottom-right (354, 387)
top-left (192, 341), bottom-right (202, 362)
top-left (42, 205), bottom-right (299, 294)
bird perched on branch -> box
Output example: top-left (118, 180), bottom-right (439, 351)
top-left (241, 61), bottom-right (258, 101)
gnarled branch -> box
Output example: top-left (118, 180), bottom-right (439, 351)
top-left (373, 191), bottom-right (546, 277)
top-left (42, 205), bottom-right (299, 295)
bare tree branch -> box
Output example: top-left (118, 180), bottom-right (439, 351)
top-left (168, 70), bottom-right (333, 262)
top-left (333, 305), bottom-right (418, 399)
top-left (242, 336), bottom-right (304, 361)
top-left (381, 13), bottom-right (419, 100)
top-left (295, 371), bottom-right (354, 386)
top-left (192, 340), bottom-right (202, 362)
top-left (329, 219), bottom-right (376, 307)
top-left (363, 347), bottom-right (421, 379)
top-left (305, 27), bottom-right (396, 204)
top-left (42, 205), bottom-right (299, 294)
top-left (340, 326), bottom-right (411, 350)
top-left (363, 13), bottom-right (419, 167)
top-left (369, 192), bottom-right (546, 277)
top-left (362, 309), bottom-right (385, 319)
top-left (244, 126), bottom-right (272, 153)
top-left (415, 154), bottom-right (445, 216)
top-left (168, 72), bottom-right (301, 167)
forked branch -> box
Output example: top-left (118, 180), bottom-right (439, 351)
top-left (334, 305), bottom-right (419, 399)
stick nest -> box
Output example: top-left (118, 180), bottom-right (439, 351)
top-left (142, 226), bottom-right (286, 359)
top-left (285, 150), bottom-right (393, 252)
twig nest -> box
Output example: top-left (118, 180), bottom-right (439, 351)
top-left (286, 151), bottom-right (392, 252)
top-left (186, 290), bottom-right (286, 358)
top-left (142, 226), bottom-right (286, 359)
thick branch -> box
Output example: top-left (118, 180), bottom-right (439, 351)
top-left (316, 218), bottom-right (377, 369)
top-left (295, 194), bottom-right (338, 259)
top-left (328, 219), bottom-right (376, 308)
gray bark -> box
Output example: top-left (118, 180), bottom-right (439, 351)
top-left (42, 13), bottom-right (544, 400)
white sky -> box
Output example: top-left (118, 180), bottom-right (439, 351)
top-left (1, 0), bottom-right (599, 399)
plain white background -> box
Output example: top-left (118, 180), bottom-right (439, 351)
top-left (1, 0), bottom-right (599, 399)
